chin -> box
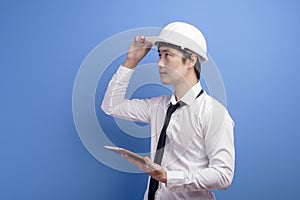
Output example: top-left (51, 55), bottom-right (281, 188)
top-left (161, 81), bottom-right (172, 85)
top-left (160, 78), bottom-right (170, 85)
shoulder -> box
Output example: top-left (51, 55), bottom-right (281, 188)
top-left (196, 92), bottom-right (234, 124)
top-left (149, 95), bottom-right (171, 107)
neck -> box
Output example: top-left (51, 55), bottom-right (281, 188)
top-left (173, 75), bottom-right (198, 101)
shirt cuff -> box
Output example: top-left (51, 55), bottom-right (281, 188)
top-left (166, 170), bottom-right (185, 191)
top-left (119, 65), bottom-right (135, 73)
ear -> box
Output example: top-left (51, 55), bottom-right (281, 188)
top-left (187, 54), bottom-right (197, 69)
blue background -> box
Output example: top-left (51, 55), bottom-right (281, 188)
top-left (1, 0), bottom-right (299, 199)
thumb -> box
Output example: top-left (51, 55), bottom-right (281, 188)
top-left (122, 153), bottom-right (129, 160)
top-left (144, 156), bottom-right (152, 164)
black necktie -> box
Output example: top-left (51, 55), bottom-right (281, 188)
top-left (147, 89), bottom-right (203, 200)
top-left (148, 101), bottom-right (183, 200)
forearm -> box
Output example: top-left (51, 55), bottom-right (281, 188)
top-left (166, 164), bottom-right (234, 192)
top-left (101, 65), bottom-right (133, 115)
top-left (101, 65), bottom-right (151, 123)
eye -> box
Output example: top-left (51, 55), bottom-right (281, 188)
top-left (158, 53), bottom-right (171, 59)
top-left (165, 53), bottom-right (171, 58)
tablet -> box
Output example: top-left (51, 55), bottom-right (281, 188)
top-left (104, 145), bottom-right (145, 164)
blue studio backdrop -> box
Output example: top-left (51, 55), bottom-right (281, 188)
top-left (1, 0), bottom-right (300, 199)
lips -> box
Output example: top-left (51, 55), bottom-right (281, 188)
top-left (159, 71), bottom-right (167, 76)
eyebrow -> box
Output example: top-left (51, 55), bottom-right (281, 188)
top-left (158, 49), bottom-right (171, 53)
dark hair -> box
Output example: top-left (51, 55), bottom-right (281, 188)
top-left (156, 42), bottom-right (201, 79)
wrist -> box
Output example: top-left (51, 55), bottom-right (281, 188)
top-left (161, 170), bottom-right (167, 183)
top-left (123, 59), bottom-right (137, 69)
top-left (156, 169), bottom-right (167, 183)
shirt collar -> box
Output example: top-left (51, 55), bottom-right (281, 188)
top-left (170, 82), bottom-right (203, 106)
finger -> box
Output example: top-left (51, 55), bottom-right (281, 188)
top-left (145, 41), bottom-right (153, 49)
top-left (135, 36), bottom-right (143, 43)
top-left (134, 36), bottom-right (139, 43)
top-left (144, 156), bottom-right (152, 164)
top-left (140, 36), bottom-right (145, 43)
top-left (143, 157), bottom-right (158, 173)
top-left (122, 153), bottom-right (128, 160)
top-left (123, 153), bottom-right (145, 170)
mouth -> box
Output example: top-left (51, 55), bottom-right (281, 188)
top-left (159, 71), bottom-right (167, 76)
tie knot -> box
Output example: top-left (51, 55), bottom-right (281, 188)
top-left (167, 101), bottom-right (184, 115)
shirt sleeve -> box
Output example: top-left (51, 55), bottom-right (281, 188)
top-left (101, 65), bottom-right (151, 123)
top-left (166, 99), bottom-right (235, 191)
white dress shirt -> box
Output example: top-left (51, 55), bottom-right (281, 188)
top-left (101, 66), bottom-right (235, 200)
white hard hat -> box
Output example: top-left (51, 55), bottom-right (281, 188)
top-left (147, 22), bottom-right (208, 62)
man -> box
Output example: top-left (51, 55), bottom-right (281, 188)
top-left (101, 22), bottom-right (235, 200)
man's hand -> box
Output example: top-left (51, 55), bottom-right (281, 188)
top-left (123, 153), bottom-right (167, 183)
top-left (123, 36), bottom-right (152, 69)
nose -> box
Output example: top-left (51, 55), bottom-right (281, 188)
top-left (157, 58), bottom-right (165, 68)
